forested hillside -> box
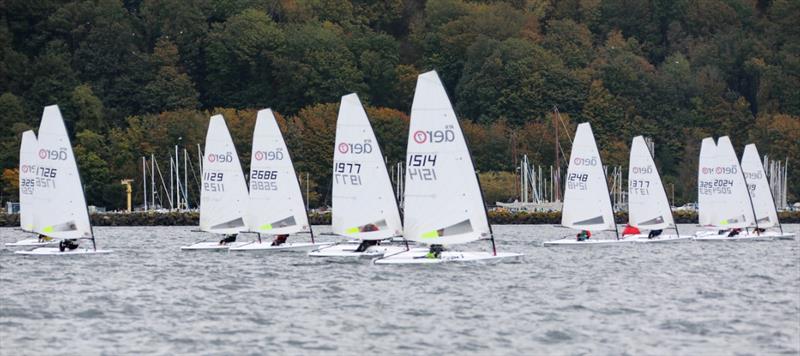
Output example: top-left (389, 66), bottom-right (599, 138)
top-left (1, 0), bottom-right (798, 209)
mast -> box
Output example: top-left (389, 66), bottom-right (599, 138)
top-left (142, 156), bottom-right (147, 211)
top-left (151, 153), bottom-right (155, 210)
top-left (553, 106), bottom-right (560, 202)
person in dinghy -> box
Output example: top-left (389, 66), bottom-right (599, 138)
top-left (38, 234), bottom-right (54, 243)
top-left (354, 224), bottom-right (380, 252)
top-left (622, 224), bottom-right (640, 238)
top-left (59, 239), bottom-right (80, 252)
top-left (219, 234), bottom-right (237, 245)
top-left (576, 230), bottom-right (591, 241)
top-left (271, 234), bottom-right (289, 246)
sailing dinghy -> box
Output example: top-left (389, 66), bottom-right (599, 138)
top-left (229, 109), bottom-right (332, 252)
top-left (6, 130), bottom-right (57, 247)
top-left (308, 94), bottom-right (407, 258)
top-left (623, 136), bottom-right (691, 243)
top-left (543, 123), bottom-right (633, 247)
top-left (181, 115), bottom-right (249, 250)
top-left (737, 144), bottom-right (793, 240)
top-left (15, 105), bottom-right (111, 255)
top-left (694, 137), bottom-right (770, 241)
top-left (373, 71), bottom-right (522, 264)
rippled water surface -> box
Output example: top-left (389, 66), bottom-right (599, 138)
top-left (1, 225), bottom-right (799, 355)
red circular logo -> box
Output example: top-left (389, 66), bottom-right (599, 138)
top-left (21, 165), bottom-right (29, 173)
top-left (255, 151), bottom-right (264, 160)
top-left (207, 154), bottom-right (216, 163)
top-left (338, 143), bottom-right (349, 153)
top-left (38, 149), bottom-right (47, 159)
top-left (413, 131), bottom-right (427, 144)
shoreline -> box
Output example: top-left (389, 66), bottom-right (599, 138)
top-left (2, 211), bottom-right (799, 227)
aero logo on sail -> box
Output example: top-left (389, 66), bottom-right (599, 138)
top-left (254, 149), bottom-right (284, 161)
top-left (573, 157), bottom-right (598, 166)
top-left (338, 140), bottom-right (373, 154)
top-left (207, 152), bottom-right (234, 163)
top-left (413, 128), bottom-right (455, 144)
top-left (39, 148), bottom-right (67, 160)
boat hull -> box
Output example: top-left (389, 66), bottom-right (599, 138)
top-left (542, 238), bottom-right (637, 247)
top-left (180, 241), bottom-right (236, 251)
top-left (693, 231), bottom-right (774, 242)
top-left (626, 234), bottom-right (694, 243)
top-left (228, 241), bottom-right (333, 252)
top-left (5, 238), bottom-right (59, 247)
top-left (308, 243), bottom-right (407, 258)
top-left (373, 249), bottom-right (523, 265)
top-left (15, 247), bottom-right (112, 255)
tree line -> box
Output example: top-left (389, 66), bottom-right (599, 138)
top-left (1, 0), bottom-right (798, 209)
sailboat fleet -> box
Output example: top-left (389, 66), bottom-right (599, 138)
top-left (5, 70), bottom-right (795, 258)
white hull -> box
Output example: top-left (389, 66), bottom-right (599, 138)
top-left (229, 241), bottom-right (333, 252)
top-left (626, 234), bottom-right (694, 244)
top-left (373, 249), bottom-right (523, 265)
top-left (543, 238), bottom-right (637, 247)
top-left (15, 247), bottom-right (112, 255)
top-left (693, 231), bottom-right (774, 242)
top-left (5, 237), bottom-right (59, 247)
top-left (180, 241), bottom-right (239, 251)
top-left (741, 231), bottom-right (795, 240)
top-left (308, 243), bottom-right (407, 258)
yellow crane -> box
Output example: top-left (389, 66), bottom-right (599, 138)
top-left (120, 179), bottom-right (133, 212)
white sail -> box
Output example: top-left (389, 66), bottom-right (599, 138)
top-left (697, 137), bottom-right (718, 227)
top-left (741, 144), bottom-right (779, 228)
top-left (199, 115), bottom-right (249, 234)
top-left (561, 123), bottom-right (616, 231)
top-left (700, 136), bottom-right (754, 229)
top-left (245, 109), bottom-right (309, 235)
top-left (32, 105), bottom-right (92, 240)
top-left (331, 94), bottom-right (403, 240)
top-left (19, 130), bottom-right (37, 232)
top-left (627, 136), bottom-right (674, 230)
top-left (403, 70), bottom-right (490, 245)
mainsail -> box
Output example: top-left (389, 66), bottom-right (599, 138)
top-left (741, 144), bottom-right (779, 228)
top-left (245, 109), bottom-right (310, 235)
top-left (700, 136), bottom-right (756, 229)
top-left (627, 136), bottom-right (674, 230)
top-left (19, 130), bottom-right (37, 232)
top-left (331, 94), bottom-right (403, 240)
top-left (561, 123), bottom-right (616, 232)
top-left (402, 71), bottom-right (490, 245)
top-left (199, 115), bottom-right (249, 234)
top-left (32, 105), bottom-right (92, 240)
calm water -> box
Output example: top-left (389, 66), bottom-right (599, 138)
top-left (1, 225), bottom-right (798, 355)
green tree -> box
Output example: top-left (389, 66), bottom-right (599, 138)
top-left (142, 37), bottom-right (200, 113)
